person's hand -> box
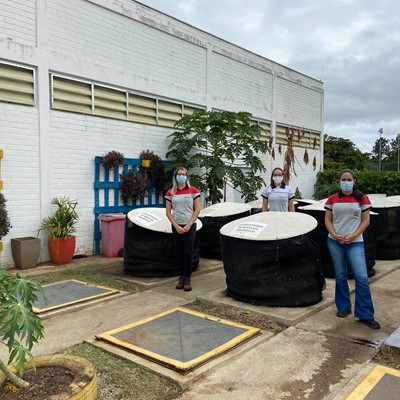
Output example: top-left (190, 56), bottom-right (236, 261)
top-left (176, 226), bottom-right (186, 234)
top-left (183, 223), bottom-right (192, 233)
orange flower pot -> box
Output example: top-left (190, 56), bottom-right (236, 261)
top-left (48, 236), bottom-right (76, 265)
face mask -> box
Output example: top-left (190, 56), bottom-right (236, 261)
top-left (176, 175), bottom-right (187, 184)
top-left (273, 176), bottom-right (283, 184)
top-left (340, 181), bottom-right (354, 192)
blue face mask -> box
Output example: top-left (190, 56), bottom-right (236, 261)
top-left (176, 175), bottom-right (187, 184)
top-left (340, 181), bottom-right (354, 192)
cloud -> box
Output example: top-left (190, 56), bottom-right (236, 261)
top-left (139, 0), bottom-right (400, 152)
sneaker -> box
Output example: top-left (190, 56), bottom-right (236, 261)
top-left (337, 310), bottom-right (351, 318)
top-left (359, 319), bottom-right (381, 329)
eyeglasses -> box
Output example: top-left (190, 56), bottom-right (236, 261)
top-left (176, 173), bottom-right (187, 176)
top-left (273, 175), bottom-right (283, 177)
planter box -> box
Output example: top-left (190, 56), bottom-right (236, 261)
top-left (11, 237), bottom-right (41, 269)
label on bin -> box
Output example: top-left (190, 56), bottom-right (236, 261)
top-left (233, 223), bottom-right (267, 238)
top-left (135, 212), bottom-right (162, 226)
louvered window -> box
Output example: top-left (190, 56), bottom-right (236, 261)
top-left (158, 100), bottom-right (183, 127)
top-left (128, 94), bottom-right (157, 125)
top-left (52, 76), bottom-right (92, 114)
top-left (94, 86), bottom-right (126, 120)
top-left (183, 105), bottom-right (204, 116)
top-left (0, 63), bottom-right (34, 106)
top-left (276, 125), bottom-right (320, 149)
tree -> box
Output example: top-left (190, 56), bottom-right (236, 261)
top-left (323, 134), bottom-right (370, 170)
top-left (370, 136), bottom-right (391, 162)
top-left (166, 110), bottom-right (269, 204)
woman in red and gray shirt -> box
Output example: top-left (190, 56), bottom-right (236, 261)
top-left (325, 169), bottom-right (380, 329)
top-left (165, 167), bottom-right (200, 291)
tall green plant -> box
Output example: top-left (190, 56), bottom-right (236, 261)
top-left (0, 192), bottom-right (11, 239)
top-left (166, 110), bottom-right (269, 204)
top-left (39, 196), bottom-right (79, 238)
top-left (0, 270), bottom-right (46, 388)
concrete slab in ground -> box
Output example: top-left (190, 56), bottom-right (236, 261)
top-left (90, 329), bottom-right (273, 390)
top-left (177, 326), bottom-right (377, 400)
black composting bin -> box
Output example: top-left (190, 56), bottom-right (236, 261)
top-left (198, 202), bottom-right (252, 259)
top-left (220, 212), bottom-right (324, 307)
top-left (123, 207), bottom-right (202, 276)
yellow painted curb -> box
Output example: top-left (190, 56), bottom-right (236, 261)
top-left (345, 364), bottom-right (400, 399)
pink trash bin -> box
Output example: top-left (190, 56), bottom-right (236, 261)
top-left (99, 214), bottom-right (126, 257)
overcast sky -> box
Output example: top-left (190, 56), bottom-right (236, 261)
top-left (138, 0), bottom-right (400, 153)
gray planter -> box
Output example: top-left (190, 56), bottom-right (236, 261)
top-left (11, 237), bottom-right (41, 269)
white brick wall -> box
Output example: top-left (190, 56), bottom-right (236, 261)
top-left (0, 0), bottom-right (36, 46)
top-left (0, 0), bottom-right (324, 266)
top-left (211, 52), bottom-right (273, 114)
top-left (0, 103), bottom-right (40, 267)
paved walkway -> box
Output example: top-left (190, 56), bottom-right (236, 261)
top-left (4, 255), bottom-right (400, 399)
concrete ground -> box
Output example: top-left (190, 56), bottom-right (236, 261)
top-left (3, 256), bottom-right (400, 400)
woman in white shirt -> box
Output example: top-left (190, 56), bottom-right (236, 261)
top-left (261, 167), bottom-right (295, 212)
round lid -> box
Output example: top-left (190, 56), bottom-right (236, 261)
top-left (298, 203), bottom-right (325, 211)
top-left (220, 212), bottom-right (317, 241)
top-left (386, 195), bottom-right (400, 203)
top-left (366, 193), bottom-right (387, 199)
top-left (199, 202), bottom-right (252, 218)
top-left (295, 198), bottom-right (319, 205)
top-left (299, 203), bottom-right (379, 215)
top-left (127, 208), bottom-right (202, 233)
top-left (370, 198), bottom-right (400, 208)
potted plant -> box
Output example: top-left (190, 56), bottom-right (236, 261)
top-left (101, 150), bottom-right (124, 170)
top-left (120, 169), bottom-right (148, 203)
top-left (0, 270), bottom-right (97, 398)
top-left (39, 196), bottom-right (79, 265)
top-left (139, 149), bottom-right (170, 192)
top-left (0, 192), bottom-right (12, 252)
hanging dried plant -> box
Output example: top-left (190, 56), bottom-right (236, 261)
top-left (271, 147), bottom-right (275, 160)
top-left (313, 137), bottom-right (317, 149)
top-left (139, 149), bottom-right (169, 192)
top-left (312, 156), bottom-right (317, 171)
top-left (278, 144), bottom-right (282, 155)
top-left (268, 137), bottom-right (273, 148)
top-left (120, 169), bottom-right (148, 202)
top-left (303, 149), bottom-right (309, 165)
top-left (102, 150), bottom-right (124, 170)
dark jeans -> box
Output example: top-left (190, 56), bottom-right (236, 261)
top-left (172, 223), bottom-right (197, 277)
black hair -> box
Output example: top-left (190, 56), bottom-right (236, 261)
top-left (270, 167), bottom-right (286, 189)
top-left (338, 169), bottom-right (363, 205)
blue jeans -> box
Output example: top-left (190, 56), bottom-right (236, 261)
top-left (327, 238), bottom-right (374, 320)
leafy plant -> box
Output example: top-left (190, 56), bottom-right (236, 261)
top-left (120, 169), bottom-right (148, 202)
top-left (166, 110), bottom-right (269, 204)
top-left (101, 150), bottom-right (124, 170)
top-left (0, 192), bottom-right (11, 239)
top-left (139, 150), bottom-right (170, 192)
top-left (0, 270), bottom-right (46, 388)
top-left (39, 196), bottom-right (79, 238)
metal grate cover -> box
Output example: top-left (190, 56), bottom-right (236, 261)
top-left (33, 279), bottom-right (119, 313)
top-left (97, 307), bottom-right (260, 373)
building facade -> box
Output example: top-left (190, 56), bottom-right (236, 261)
top-left (0, 0), bottom-right (324, 266)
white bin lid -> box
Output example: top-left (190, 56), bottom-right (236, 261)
top-left (299, 203), bottom-right (379, 215)
top-left (127, 207), bottom-right (202, 233)
top-left (370, 198), bottom-right (400, 208)
top-left (220, 212), bottom-right (317, 241)
top-left (386, 195), bottom-right (400, 203)
top-left (199, 202), bottom-right (252, 218)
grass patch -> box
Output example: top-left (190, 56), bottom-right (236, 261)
top-left (183, 300), bottom-right (286, 334)
top-left (373, 346), bottom-right (400, 370)
top-left (63, 343), bottom-right (182, 400)
top-left (32, 262), bottom-right (145, 294)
